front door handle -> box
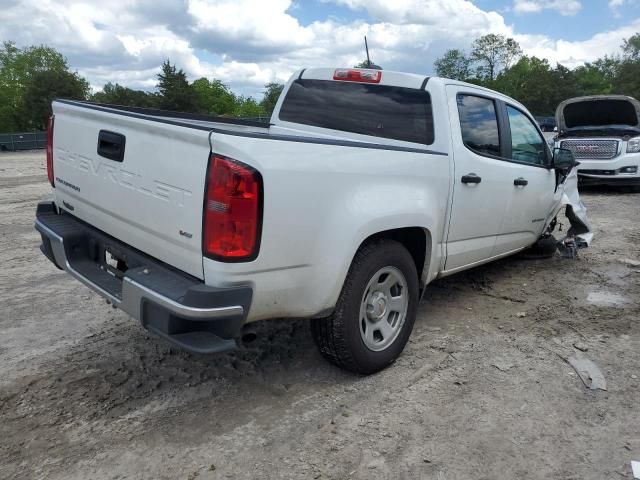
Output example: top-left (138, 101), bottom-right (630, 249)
top-left (461, 173), bottom-right (482, 184)
top-left (514, 177), bottom-right (529, 186)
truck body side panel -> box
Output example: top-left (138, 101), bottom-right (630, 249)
top-left (204, 131), bottom-right (451, 322)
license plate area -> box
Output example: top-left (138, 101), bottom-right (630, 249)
top-left (105, 249), bottom-right (129, 278)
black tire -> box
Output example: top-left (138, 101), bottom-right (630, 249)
top-left (520, 235), bottom-right (558, 259)
top-left (310, 239), bottom-right (419, 374)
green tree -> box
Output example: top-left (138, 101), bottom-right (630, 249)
top-left (493, 56), bottom-right (555, 115)
top-left (622, 33), bottom-right (640, 61)
top-left (573, 60), bottom-right (616, 96)
top-left (156, 60), bottom-right (197, 112)
top-left (612, 34), bottom-right (640, 99)
top-left (0, 41), bottom-right (81, 131)
top-left (234, 96), bottom-right (265, 118)
top-left (192, 78), bottom-right (237, 115)
top-left (551, 63), bottom-right (582, 107)
top-left (353, 60), bottom-right (382, 69)
top-left (91, 82), bottom-right (159, 107)
top-left (259, 82), bottom-right (284, 115)
top-left (434, 49), bottom-right (471, 80)
top-left (20, 69), bottom-right (89, 130)
top-left (471, 34), bottom-right (522, 82)
top-left (612, 61), bottom-right (640, 99)
top-left (492, 56), bottom-right (583, 116)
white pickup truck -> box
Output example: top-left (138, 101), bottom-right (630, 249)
top-left (35, 67), bottom-right (579, 374)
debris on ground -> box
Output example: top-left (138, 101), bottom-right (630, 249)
top-left (572, 341), bottom-right (588, 352)
top-left (516, 311), bottom-right (527, 318)
top-left (620, 258), bottom-right (640, 268)
top-left (491, 360), bottom-right (515, 372)
top-left (557, 237), bottom-right (580, 259)
top-left (567, 357), bottom-right (607, 391)
top-left (631, 460), bottom-right (640, 479)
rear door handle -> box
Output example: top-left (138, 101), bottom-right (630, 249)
top-left (461, 173), bottom-right (482, 184)
top-left (97, 130), bottom-right (126, 162)
top-left (514, 177), bottom-right (529, 186)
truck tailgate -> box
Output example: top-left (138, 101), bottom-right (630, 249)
top-left (51, 101), bottom-right (211, 279)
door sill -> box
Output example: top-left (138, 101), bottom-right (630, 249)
top-left (438, 246), bottom-right (526, 278)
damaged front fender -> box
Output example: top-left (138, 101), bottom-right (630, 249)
top-left (560, 167), bottom-right (593, 246)
top-left (553, 168), bottom-right (593, 258)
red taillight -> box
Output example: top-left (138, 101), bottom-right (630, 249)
top-left (46, 115), bottom-right (55, 187)
top-left (333, 68), bottom-right (382, 83)
top-left (203, 154), bottom-right (262, 261)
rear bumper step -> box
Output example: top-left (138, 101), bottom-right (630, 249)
top-left (35, 202), bottom-right (252, 354)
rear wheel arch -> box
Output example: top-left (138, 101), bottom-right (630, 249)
top-left (356, 227), bottom-right (432, 290)
top-left (311, 238), bottom-right (420, 373)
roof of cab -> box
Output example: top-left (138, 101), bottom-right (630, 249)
top-left (297, 67), bottom-right (527, 110)
top-left (299, 67), bottom-right (428, 89)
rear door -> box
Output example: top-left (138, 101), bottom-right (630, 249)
top-left (492, 104), bottom-right (557, 255)
top-left (444, 87), bottom-right (513, 271)
top-left (51, 101), bottom-right (211, 279)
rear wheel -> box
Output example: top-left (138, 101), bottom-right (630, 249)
top-left (311, 240), bottom-right (419, 374)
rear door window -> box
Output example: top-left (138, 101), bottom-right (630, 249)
top-left (279, 79), bottom-right (434, 145)
top-left (457, 94), bottom-right (501, 157)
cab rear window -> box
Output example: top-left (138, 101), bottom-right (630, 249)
top-left (279, 79), bottom-right (434, 145)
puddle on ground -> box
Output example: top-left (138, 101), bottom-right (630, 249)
top-left (586, 291), bottom-right (631, 307)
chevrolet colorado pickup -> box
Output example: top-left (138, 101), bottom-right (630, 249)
top-left (554, 95), bottom-right (640, 190)
top-left (35, 67), bottom-right (579, 374)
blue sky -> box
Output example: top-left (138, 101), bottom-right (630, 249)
top-left (292, 0), bottom-right (374, 25)
top-left (495, 0), bottom-right (640, 39)
top-left (2, 0), bottom-right (640, 96)
top-left (294, 0), bottom-right (640, 42)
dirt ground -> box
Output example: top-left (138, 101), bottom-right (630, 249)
top-left (1, 150), bottom-right (639, 480)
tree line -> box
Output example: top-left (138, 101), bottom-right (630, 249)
top-left (93, 61), bottom-right (284, 121)
top-left (2, 33), bottom-right (640, 133)
top-left (0, 41), bottom-right (283, 132)
top-left (434, 33), bottom-right (640, 117)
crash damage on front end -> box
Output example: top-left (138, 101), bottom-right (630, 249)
top-left (530, 165), bottom-right (593, 260)
top-left (556, 168), bottom-right (593, 258)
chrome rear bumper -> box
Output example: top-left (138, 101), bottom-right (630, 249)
top-left (35, 202), bottom-right (252, 353)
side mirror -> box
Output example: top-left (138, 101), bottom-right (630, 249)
top-left (553, 147), bottom-right (577, 170)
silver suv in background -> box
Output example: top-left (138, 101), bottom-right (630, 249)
top-left (554, 95), bottom-right (640, 190)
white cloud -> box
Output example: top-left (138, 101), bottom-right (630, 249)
top-left (608, 0), bottom-right (638, 15)
top-left (513, 0), bottom-right (582, 16)
top-left (516, 18), bottom-right (640, 67)
top-left (0, 0), bottom-right (514, 95)
top-left (0, 0), bottom-right (634, 97)
top-left (327, 0), bottom-right (508, 30)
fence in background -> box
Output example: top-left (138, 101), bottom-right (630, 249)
top-left (0, 118), bottom-right (271, 152)
top-left (0, 132), bottom-right (46, 151)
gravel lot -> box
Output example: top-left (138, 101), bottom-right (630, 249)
top-left (1, 150), bottom-right (639, 480)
